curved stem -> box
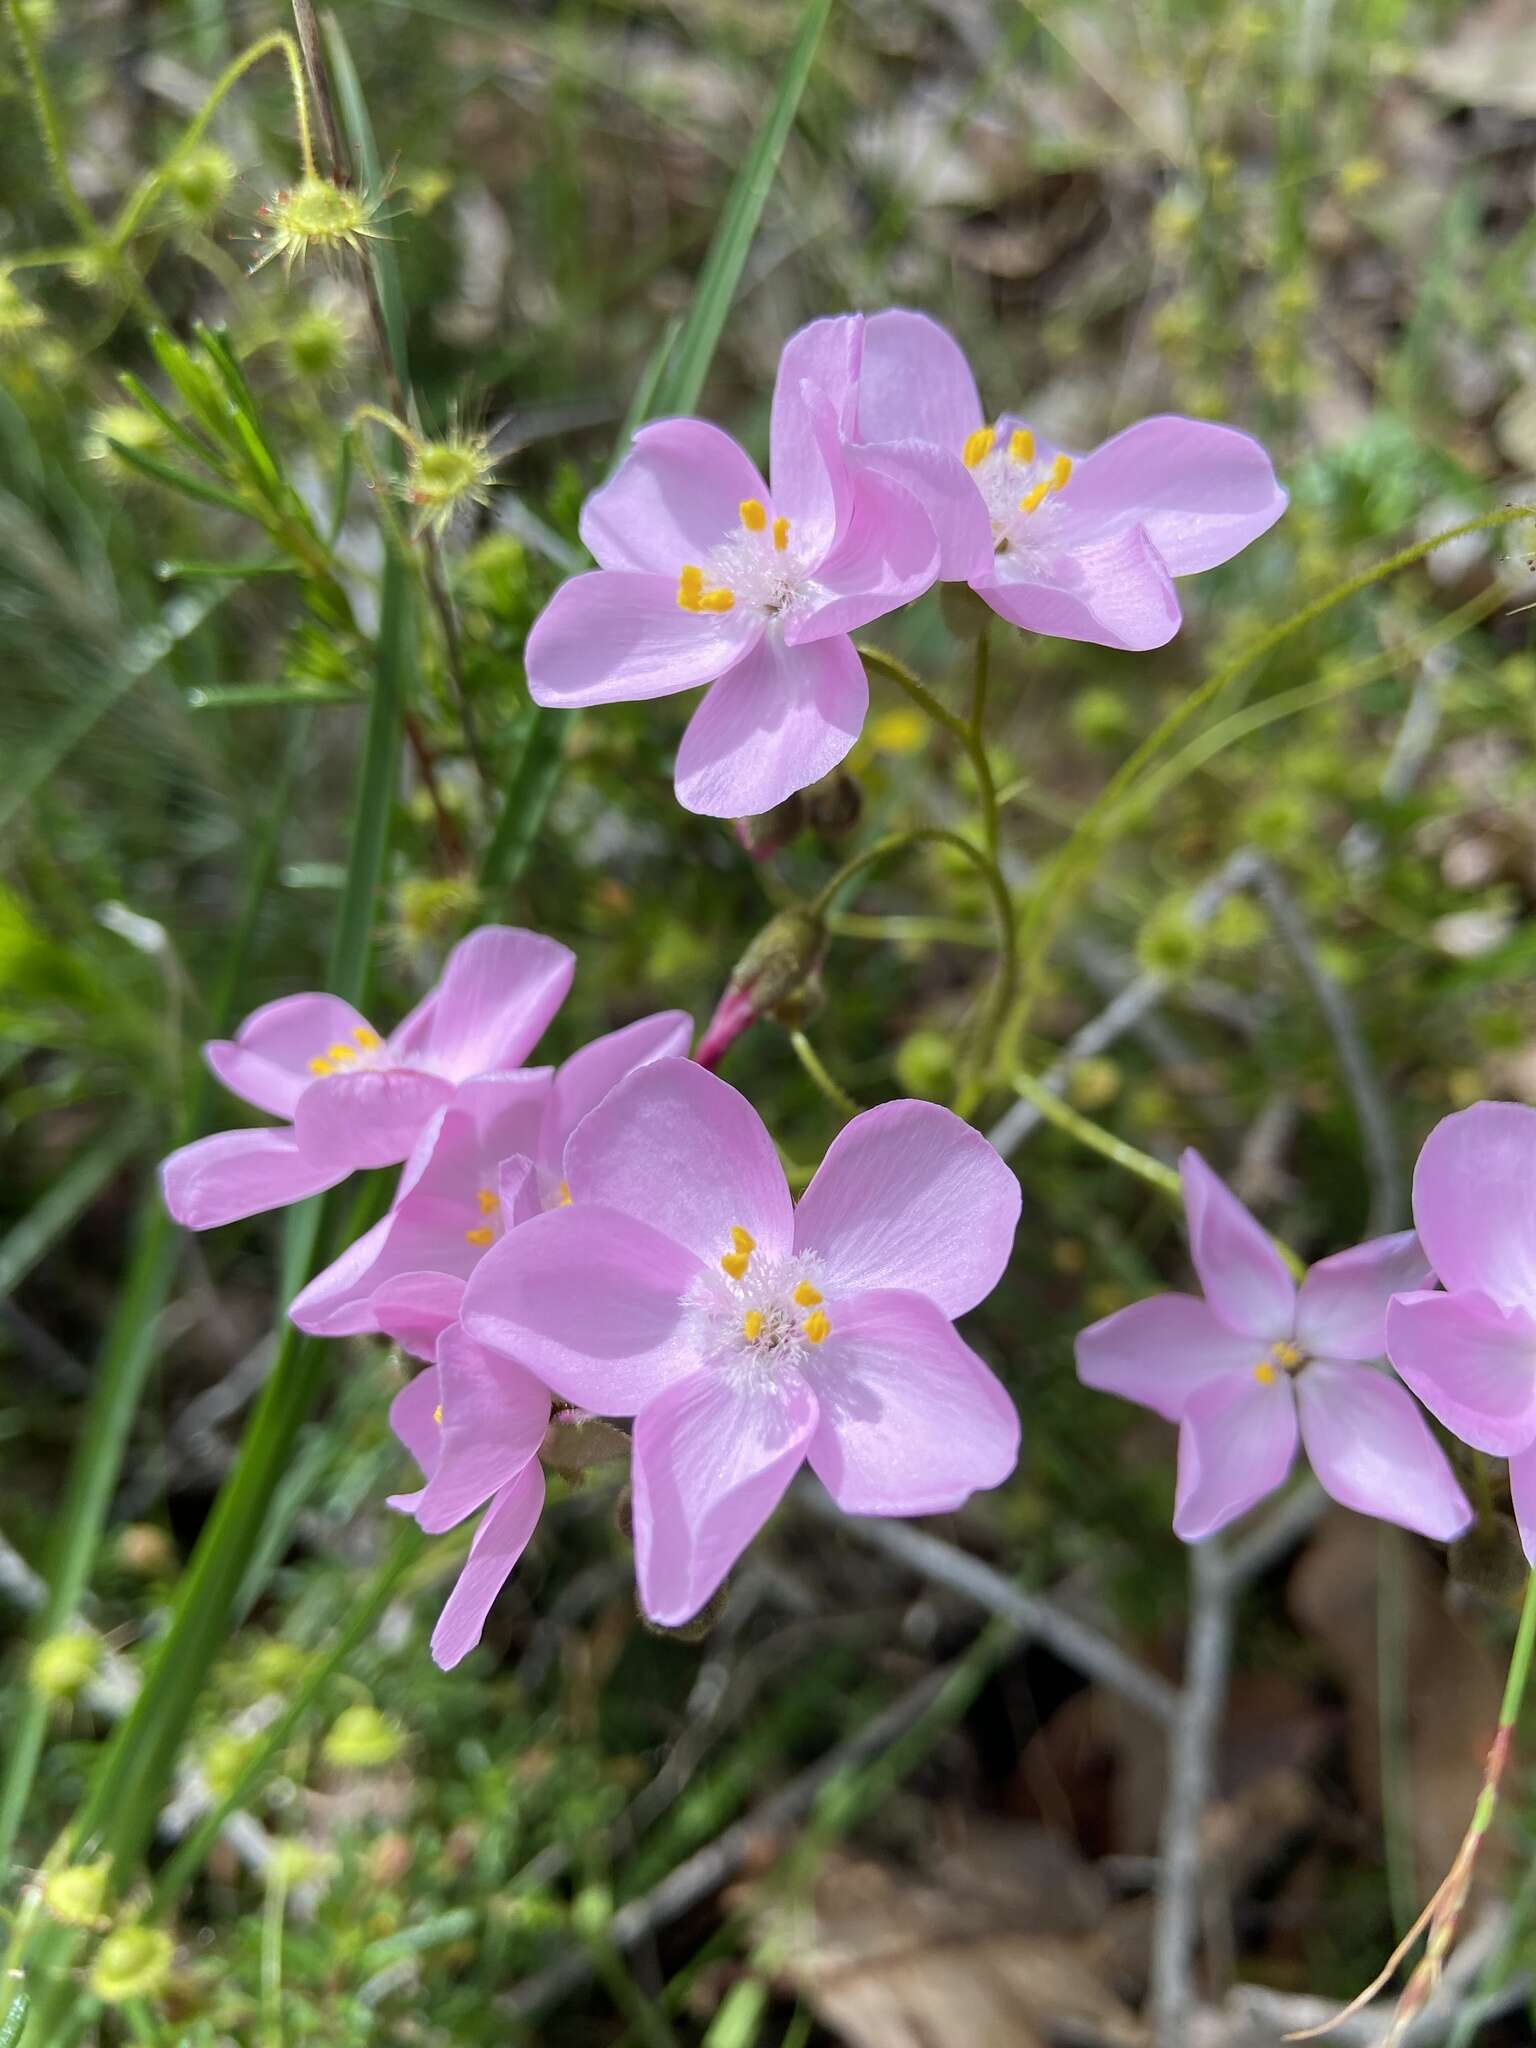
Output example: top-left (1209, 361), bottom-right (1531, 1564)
top-left (1007, 1070), bottom-right (1182, 1199)
top-left (969, 622), bottom-right (998, 860)
top-left (788, 1030), bottom-right (861, 1120)
top-left (4, 0), bottom-right (100, 246)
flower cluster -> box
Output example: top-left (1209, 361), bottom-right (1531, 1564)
top-left (525, 309), bottom-right (1287, 817)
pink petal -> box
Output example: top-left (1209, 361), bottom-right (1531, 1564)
top-left (674, 631), bottom-right (867, 818)
top-left (525, 570), bottom-right (761, 708)
top-left (632, 1365), bottom-right (818, 1626)
top-left (787, 462), bottom-right (940, 646)
top-left (412, 1323), bottom-right (551, 1534)
top-left (1296, 1361), bottom-right (1471, 1541)
top-left (390, 928), bottom-right (575, 1082)
top-left (1179, 1149), bottom-right (1297, 1342)
top-left (564, 1057), bottom-right (794, 1267)
top-left (579, 418), bottom-right (771, 575)
top-left (1174, 1372), bottom-right (1298, 1542)
top-left (205, 993), bottom-right (378, 1119)
top-left (1508, 1442), bottom-right (1536, 1566)
top-left (498, 1153), bottom-right (545, 1229)
top-left (1384, 1289), bottom-right (1536, 1455)
top-left (1075, 1293), bottom-right (1260, 1423)
top-left (856, 309), bottom-right (984, 454)
top-left (373, 1273), bottom-right (466, 1361)
top-left (792, 1100), bottom-right (1019, 1319)
top-left (459, 1203), bottom-right (701, 1415)
top-left (855, 439), bottom-right (993, 582)
top-left (1054, 415), bottom-right (1287, 576)
top-left (804, 1289), bottom-right (1018, 1515)
top-left (430, 1462), bottom-right (546, 1670)
top-left (289, 1212), bottom-right (404, 1337)
top-left (1294, 1231), bottom-right (1434, 1362)
top-left (291, 1066), bottom-right (455, 1171)
top-left (160, 1127), bottom-right (350, 1230)
top-left (538, 1010), bottom-right (693, 1185)
top-left (978, 521), bottom-right (1182, 651)
top-left (772, 348), bottom-right (860, 562)
top-left (1409, 1102), bottom-right (1536, 1307)
top-left (386, 1366), bottom-right (442, 1510)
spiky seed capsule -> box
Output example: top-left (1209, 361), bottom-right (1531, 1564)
top-left (252, 175), bottom-right (386, 274)
top-left (284, 305), bottom-right (353, 381)
top-left (167, 144), bottom-right (236, 223)
top-left (89, 1925), bottom-right (175, 2006)
top-left (404, 433), bottom-right (498, 537)
top-left (42, 1857), bottom-right (112, 1929)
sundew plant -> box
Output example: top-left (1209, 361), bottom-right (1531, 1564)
top-left (4, 2), bottom-right (1536, 2044)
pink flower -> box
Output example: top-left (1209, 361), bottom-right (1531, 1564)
top-left (1386, 1103), bottom-right (1536, 1559)
top-left (288, 1011), bottom-right (692, 1354)
top-left (1076, 1149), bottom-right (1471, 1542)
top-left (523, 372), bottom-right (939, 818)
top-left (387, 1325), bottom-right (552, 1669)
top-left (781, 310), bottom-right (1288, 651)
top-left (161, 928), bottom-right (575, 1231)
top-left (458, 1059), bottom-right (1021, 1625)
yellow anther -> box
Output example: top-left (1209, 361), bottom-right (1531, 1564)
top-left (739, 498), bottom-right (768, 533)
top-left (678, 564), bottom-right (704, 595)
top-left (729, 1227), bottom-right (756, 1255)
top-left (464, 1226), bottom-right (494, 1247)
top-left (772, 516), bottom-right (790, 552)
top-left (962, 426), bottom-right (996, 468)
top-left (307, 1055), bottom-right (334, 1077)
top-left (803, 1309), bottom-right (831, 1345)
top-left (432, 1403), bottom-right (443, 1426)
top-left (476, 1187), bottom-right (497, 1214)
top-left (1049, 452), bottom-right (1073, 492)
top-left (353, 1025), bottom-right (381, 1050)
top-left (327, 1041), bottom-right (358, 1063)
top-left (1252, 1362), bottom-right (1276, 1386)
top-left (1271, 1340), bottom-right (1304, 1371)
top-left (1008, 427), bottom-right (1035, 465)
top-left (792, 1281), bottom-right (822, 1308)
top-left (556, 1180), bottom-right (572, 1207)
top-left (695, 588), bottom-right (735, 612)
top-left (742, 1309), bottom-right (765, 1342)
top-left (1018, 482), bottom-right (1049, 516)
top-left (721, 1251), bottom-right (750, 1281)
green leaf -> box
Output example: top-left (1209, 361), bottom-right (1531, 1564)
top-left (101, 439), bottom-right (252, 518)
top-left (186, 680), bottom-right (362, 710)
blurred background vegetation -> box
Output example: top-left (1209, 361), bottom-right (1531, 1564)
top-left (4, 0), bottom-right (1536, 2040)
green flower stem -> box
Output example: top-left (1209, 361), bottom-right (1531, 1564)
top-left (4, 0), bottom-right (102, 250)
top-left (969, 622), bottom-right (999, 860)
top-left (1007, 502), bottom-right (1536, 1052)
top-left (1007, 1070), bottom-right (1183, 1199)
top-left (788, 1030), bottom-right (861, 1120)
top-left (859, 640), bottom-right (1003, 858)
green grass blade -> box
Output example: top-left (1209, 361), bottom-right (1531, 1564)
top-left (0, 1105), bottom-right (145, 1298)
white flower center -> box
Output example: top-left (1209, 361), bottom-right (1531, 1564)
top-left (961, 424), bottom-right (1074, 564)
top-left (676, 499), bottom-right (810, 622)
top-left (680, 1228), bottom-right (832, 1383)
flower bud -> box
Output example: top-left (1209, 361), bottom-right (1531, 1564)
top-left (89, 1925), bottom-right (175, 2006)
top-left (895, 1028), bottom-right (954, 1102)
top-left (732, 792), bottom-right (804, 863)
top-left (696, 907), bottom-right (827, 1070)
top-left (167, 144), bottom-right (236, 225)
top-left (321, 1703), bottom-right (404, 1771)
top-left (29, 1631), bottom-right (100, 1702)
top-left (42, 1856), bottom-right (112, 1929)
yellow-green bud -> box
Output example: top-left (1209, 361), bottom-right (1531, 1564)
top-left (404, 433), bottom-right (498, 538)
top-left (168, 144), bottom-right (236, 224)
top-left (252, 175), bottom-right (385, 274)
top-left (266, 1841), bottom-right (333, 1891)
top-left (1136, 905), bottom-right (1206, 981)
top-left (29, 1632), bottom-right (100, 1701)
top-left (89, 1925), bottom-right (175, 2006)
top-left (395, 876), bottom-right (482, 953)
top-left (284, 304), bottom-right (353, 381)
top-left (571, 1884), bottom-right (614, 1940)
top-left (84, 404), bottom-right (163, 479)
top-left (42, 1856), bottom-right (112, 1928)
top-left (199, 1731), bottom-right (258, 1801)
top-left (322, 1703), bottom-right (404, 1771)
top-left (895, 1029), bottom-right (954, 1102)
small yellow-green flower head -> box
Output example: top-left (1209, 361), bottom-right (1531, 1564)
top-left (89, 1925), bottom-right (175, 2006)
top-left (0, 271), bottom-right (46, 349)
top-left (199, 1730), bottom-right (259, 1802)
top-left (395, 875), bottom-right (482, 953)
top-left (29, 1631), bottom-right (100, 1701)
top-left (404, 432), bottom-right (498, 538)
top-left (1136, 904), bottom-right (1206, 981)
top-left (42, 1856), bottom-right (112, 1929)
top-left (284, 302), bottom-right (354, 381)
top-left (168, 143), bottom-right (237, 225)
top-left (265, 1840), bottom-right (334, 1892)
top-left (1067, 1056), bottom-right (1121, 1112)
top-left (252, 175), bottom-right (386, 274)
top-left (322, 1703), bottom-right (405, 1771)
top-left (895, 1029), bottom-right (954, 1102)
top-left (84, 404), bottom-right (164, 480)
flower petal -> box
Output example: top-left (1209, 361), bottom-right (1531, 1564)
top-left (413, 1323), bottom-right (551, 1534)
top-left (161, 1127), bottom-right (350, 1230)
top-left (1173, 1372), bottom-right (1298, 1541)
top-left (674, 631), bottom-right (867, 818)
top-left (855, 439), bottom-right (993, 582)
top-left (538, 1010), bottom-right (694, 1185)
top-left (1409, 1101), bottom-right (1536, 1307)
top-left (389, 927), bottom-right (575, 1082)
top-left (1384, 1289), bottom-right (1536, 1455)
top-left (772, 342), bottom-right (861, 561)
top-left (1054, 415), bottom-right (1287, 576)
top-left (291, 1067), bottom-right (455, 1171)
top-left (1075, 1293), bottom-right (1260, 1423)
top-left (430, 1462), bottom-right (545, 1670)
top-left (805, 1289), bottom-right (1018, 1514)
top-left (978, 521), bottom-right (1182, 652)
top-left (205, 993), bottom-right (378, 1119)
top-left (564, 1056), bottom-right (794, 1266)
top-left (373, 1273), bottom-right (467, 1362)
top-left (1294, 1231), bottom-right (1434, 1362)
top-left (579, 418), bottom-right (772, 575)
top-left (459, 1203), bottom-right (701, 1415)
top-left (1508, 1441), bottom-right (1536, 1567)
top-left (386, 1365), bottom-right (441, 1511)
top-left (525, 570), bottom-right (761, 708)
top-left (792, 1099), bottom-right (1019, 1318)
top-left (787, 462), bottom-right (940, 646)
top-left (856, 309), bottom-right (984, 454)
top-left (1296, 1361), bottom-right (1471, 1540)
top-left (632, 1365), bottom-right (818, 1626)
top-left (1179, 1148), bottom-right (1297, 1342)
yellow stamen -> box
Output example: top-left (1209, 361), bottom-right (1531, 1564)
top-left (353, 1026), bottom-right (381, 1050)
top-left (1271, 1340), bottom-right (1304, 1370)
top-left (772, 516), bottom-right (790, 551)
top-left (1252, 1362), bottom-right (1277, 1386)
top-left (678, 564), bottom-right (704, 595)
top-left (742, 1309), bottom-right (765, 1342)
top-left (1008, 427), bottom-right (1034, 464)
top-left (962, 426), bottom-right (996, 468)
top-left (432, 1403), bottom-right (443, 1426)
top-left (695, 588), bottom-right (735, 612)
top-left (464, 1226), bottom-right (494, 1247)
top-left (1018, 482), bottom-right (1049, 516)
top-left (307, 1055), bottom-right (334, 1077)
top-left (729, 1227), bottom-right (756, 1255)
top-left (792, 1281), bottom-right (822, 1308)
top-left (1048, 452), bottom-right (1073, 492)
top-left (327, 1041), bottom-right (358, 1063)
top-left (556, 1180), bottom-right (572, 1207)
top-left (739, 498), bottom-right (768, 533)
top-left (803, 1309), bottom-right (830, 1345)
top-left (476, 1187), bottom-right (497, 1214)
top-left (721, 1251), bottom-right (750, 1281)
